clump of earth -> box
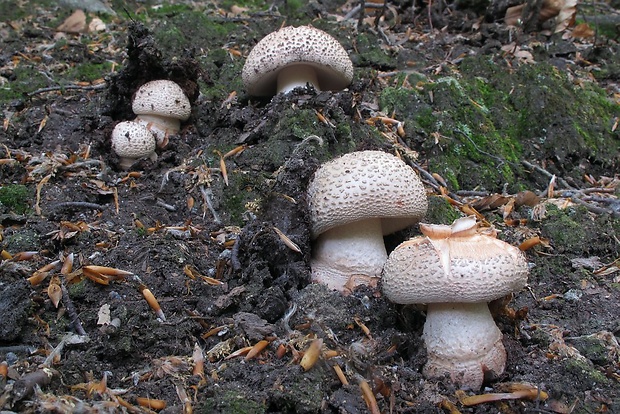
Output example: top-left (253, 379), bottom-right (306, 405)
top-left (0, 0), bottom-right (619, 413)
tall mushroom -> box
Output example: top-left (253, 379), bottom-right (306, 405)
top-left (111, 121), bottom-right (157, 170)
top-left (242, 25), bottom-right (354, 96)
top-left (132, 80), bottom-right (191, 148)
top-left (307, 151), bottom-right (428, 294)
top-left (382, 216), bottom-right (529, 389)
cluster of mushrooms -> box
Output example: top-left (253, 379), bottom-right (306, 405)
top-left (110, 25), bottom-right (529, 390)
top-left (307, 151), bottom-right (529, 390)
top-left (111, 80), bottom-right (191, 169)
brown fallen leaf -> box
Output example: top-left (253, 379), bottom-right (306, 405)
top-left (57, 9), bottom-right (87, 34)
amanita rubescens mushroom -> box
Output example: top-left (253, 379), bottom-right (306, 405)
top-left (242, 25), bottom-right (353, 96)
top-left (382, 216), bottom-right (528, 389)
top-left (132, 80), bottom-right (191, 148)
top-left (307, 151), bottom-right (428, 294)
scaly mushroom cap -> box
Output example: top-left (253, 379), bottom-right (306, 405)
top-left (111, 121), bottom-right (156, 164)
top-left (382, 216), bottom-right (528, 304)
top-left (307, 151), bottom-right (428, 239)
top-left (132, 80), bottom-right (191, 121)
top-left (242, 25), bottom-right (354, 96)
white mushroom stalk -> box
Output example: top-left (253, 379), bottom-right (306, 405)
top-left (307, 151), bottom-right (428, 294)
top-left (382, 216), bottom-right (529, 389)
top-left (423, 302), bottom-right (507, 390)
top-left (310, 218), bottom-right (387, 292)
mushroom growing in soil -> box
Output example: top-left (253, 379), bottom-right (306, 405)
top-left (381, 216), bottom-right (529, 390)
top-left (307, 150), bottom-right (428, 294)
top-left (132, 79), bottom-right (191, 148)
top-left (242, 25), bottom-right (354, 96)
top-left (111, 121), bottom-right (157, 170)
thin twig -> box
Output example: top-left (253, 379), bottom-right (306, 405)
top-left (27, 83), bottom-right (107, 97)
top-left (199, 185), bottom-right (222, 224)
top-left (61, 284), bottom-right (87, 336)
top-left (571, 197), bottom-right (620, 218)
top-left (59, 159), bottom-right (104, 171)
top-left (521, 160), bottom-right (577, 190)
top-left (408, 161), bottom-right (463, 202)
top-left (48, 202), bottom-right (105, 211)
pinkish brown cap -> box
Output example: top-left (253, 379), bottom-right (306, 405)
top-left (382, 216), bottom-right (528, 304)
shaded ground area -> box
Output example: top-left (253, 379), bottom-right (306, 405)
top-left (0, 0), bottom-right (619, 413)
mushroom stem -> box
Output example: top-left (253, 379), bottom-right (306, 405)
top-left (135, 114), bottom-right (181, 148)
top-left (422, 302), bottom-right (507, 390)
top-left (118, 152), bottom-right (158, 170)
top-left (277, 64), bottom-right (321, 94)
top-left (310, 218), bottom-right (386, 293)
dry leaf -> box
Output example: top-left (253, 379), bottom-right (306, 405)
top-left (88, 17), bottom-right (106, 32)
top-left (48, 282), bottom-right (62, 308)
top-left (57, 10), bottom-right (87, 34)
top-left (572, 23), bottom-right (595, 39)
top-left (97, 304), bottom-right (111, 325)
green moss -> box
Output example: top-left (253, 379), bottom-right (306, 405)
top-left (0, 0), bottom-right (55, 20)
top-left (540, 205), bottom-right (588, 253)
top-left (0, 185), bottom-right (31, 214)
top-left (1, 229), bottom-right (39, 252)
top-left (563, 358), bottom-right (610, 386)
top-left (0, 66), bottom-right (50, 101)
top-left (150, 11), bottom-right (239, 56)
top-left (65, 61), bottom-right (115, 82)
top-left (424, 195), bottom-right (462, 224)
top-left (146, 3), bottom-right (193, 17)
top-left (68, 280), bottom-right (87, 298)
top-left (380, 55), bottom-right (620, 192)
top-left (201, 390), bottom-right (266, 414)
top-left (569, 336), bottom-right (611, 365)
top-left (353, 33), bottom-right (396, 69)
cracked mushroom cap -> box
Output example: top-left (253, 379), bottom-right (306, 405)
top-left (242, 25), bottom-right (354, 96)
top-left (111, 121), bottom-right (156, 160)
top-left (132, 80), bottom-right (191, 121)
top-left (307, 150), bottom-right (428, 239)
top-left (382, 216), bottom-right (528, 304)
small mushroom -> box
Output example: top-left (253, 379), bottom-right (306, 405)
top-left (382, 216), bottom-right (529, 389)
top-left (242, 25), bottom-right (354, 97)
top-left (307, 150), bottom-right (428, 294)
top-left (111, 121), bottom-right (157, 170)
top-left (131, 80), bottom-right (191, 148)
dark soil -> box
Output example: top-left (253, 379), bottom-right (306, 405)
top-left (1, 0), bottom-right (619, 413)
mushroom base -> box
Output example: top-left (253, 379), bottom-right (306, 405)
top-left (135, 115), bottom-right (181, 148)
top-left (118, 152), bottom-right (158, 170)
top-left (422, 302), bottom-right (507, 390)
top-left (310, 219), bottom-right (387, 294)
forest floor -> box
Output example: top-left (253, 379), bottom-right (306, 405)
top-left (0, 0), bottom-right (619, 413)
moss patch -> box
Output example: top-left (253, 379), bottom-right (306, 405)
top-left (379, 55), bottom-right (620, 191)
top-left (0, 184), bottom-right (31, 214)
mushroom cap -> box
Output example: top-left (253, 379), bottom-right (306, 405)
top-left (111, 121), bottom-right (156, 159)
top-left (132, 80), bottom-right (191, 121)
top-left (382, 216), bottom-right (528, 304)
top-left (307, 150), bottom-right (428, 239)
top-left (242, 25), bottom-right (354, 96)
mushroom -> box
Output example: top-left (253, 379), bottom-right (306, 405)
top-left (111, 121), bottom-right (157, 170)
top-left (131, 80), bottom-right (191, 148)
top-left (242, 25), bottom-right (354, 96)
top-left (307, 150), bottom-right (428, 294)
top-left (381, 216), bottom-right (529, 389)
